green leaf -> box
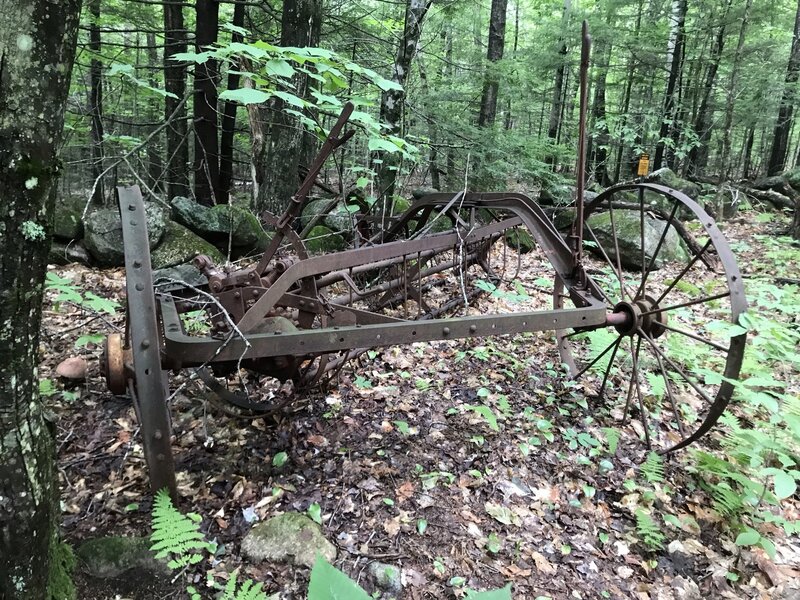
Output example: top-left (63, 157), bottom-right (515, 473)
top-left (219, 88), bottom-right (270, 105)
top-left (417, 519), bottom-right (427, 535)
top-left (265, 59), bottom-right (295, 78)
top-left (465, 584), bottom-right (513, 599)
top-left (272, 452), bottom-right (289, 468)
top-left (308, 556), bottom-right (371, 600)
top-left (169, 50), bottom-right (213, 64)
top-left (773, 471), bottom-right (797, 499)
top-left (735, 528), bottom-right (760, 546)
top-left (307, 502), bottom-right (322, 525)
top-left (273, 90), bottom-right (306, 108)
top-left (368, 137), bottom-right (401, 153)
top-left (465, 405), bottom-right (500, 431)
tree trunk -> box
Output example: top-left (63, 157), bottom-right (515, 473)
top-left (654, 0), bottom-right (687, 169)
top-left (194, 0), bottom-right (221, 205)
top-left (255, 0), bottom-right (322, 214)
top-left (477, 0), bottom-right (507, 127)
top-left (89, 0), bottom-right (105, 205)
top-left (546, 0), bottom-right (571, 168)
top-left (146, 32), bottom-right (164, 194)
top-left (164, 1), bottom-right (190, 199)
top-left (590, 33), bottom-right (612, 187)
top-left (0, 1), bottom-right (81, 598)
top-left (375, 0), bottom-right (429, 207)
top-left (686, 1), bottom-right (730, 177)
top-left (719, 0), bottom-right (752, 182)
top-left (218, 0), bottom-right (245, 200)
top-left (768, 0), bottom-right (800, 175)
top-left (614, 0), bottom-right (643, 182)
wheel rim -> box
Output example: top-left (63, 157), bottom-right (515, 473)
top-left (555, 183), bottom-right (747, 453)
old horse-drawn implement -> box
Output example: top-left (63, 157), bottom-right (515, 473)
top-left (101, 28), bottom-right (747, 496)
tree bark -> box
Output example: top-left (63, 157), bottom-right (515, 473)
top-left (768, 0), bottom-right (800, 175)
top-left (218, 0), bottom-right (245, 200)
top-left (375, 0), bottom-right (430, 207)
top-left (146, 32), bottom-right (164, 194)
top-left (686, 1), bottom-right (730, 177)
top-left (0, 1), bottom-right (82, 598)
top-left (255, 0), bottom-right (322, 213)
top-left (590, 33), bottom-right (612, 187)
top-left (477, 0), bottom-right (507, 127)
top-left (546, 0), bottom-right (571, 168)
top-left (654, 0), bottom-right (687, 170)
top-left (164, 0), bottom-right (190, 199)
top-left (88, 0), bottom-right (105, 205)
top-left (194, 0), bottom-right (221, 205)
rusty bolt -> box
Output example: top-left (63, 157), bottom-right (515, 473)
top-left (133, 260), bottom-right (142, 268)
top-left (128, 204), bottom-right (136, 211)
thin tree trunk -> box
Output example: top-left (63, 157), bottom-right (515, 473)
top-left (477, 0), bottom-right (507, 127)
top-left (146, 32), bottom-right (164, 193)
top-left (218, 0), bottom-right (245, 200)
top-left (590, 32), bottom-right (612, 186)
top-left (546, 0), bottom-right (571, 168)
top-left (375, 0), bottom-right (430, 206)
top-left (654, 0), bottom-right (687, 169)
top-left (194, 0), bottom-right (221, 205)
top-left (164, 1), bottom-right (190, 199)
top-left (768, 0), bottom-right (800, 175)
top-left (0, 1), bottom-right (82, 598)
top-left (719, 0), bottom-right (751, 182)
top-left (255, 0), bottom-right (322, 213)
top-left (89, 0), bottom-right (105, 205)
top-left (686, 0), bottom-right (730, 177)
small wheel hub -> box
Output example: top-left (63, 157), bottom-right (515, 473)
top-left (612, 295), bottom-right (667, 338)
top-left (101, 333), bottom-right (129, 395)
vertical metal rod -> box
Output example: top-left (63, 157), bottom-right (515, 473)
top-left (571, 21), bottom-right (592, 275)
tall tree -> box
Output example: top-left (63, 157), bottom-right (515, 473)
top-left (255, 0), bottom-right (322, 213)
top-left (164, 0), bottom-right (190, 199)
top-left (194, 0), bottom-right (221, 205)
top-left (218, 0), bottom-right (246, 202)
top-left (546, 0), bottom-right (571, 168)
top-left (767, 0), bottom-right (800, 175)
top-left (374, 0), bottom-right (430, 206)
top-left (88, 0), bottom-right (105, 205)
top-left (654, 0), bottom-right (687, 170)
top-left (0, 0), bottom-right (82, 597)
top-left (477, 0), bottom-right (508, 127)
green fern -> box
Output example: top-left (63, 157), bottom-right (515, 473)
top-left (222, 570), bottom-right (269, 600)
top-left (150, 489), bottom-right (212, 569)
top-left (635, 508), bottom-right (665, 550)
top-left (640, 452), bottom-right (665, 484)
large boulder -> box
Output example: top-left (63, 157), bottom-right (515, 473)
top-left (586, 210), bottom-right (688, 270)
top-left (304, 225), bottom-right (346, 254)
top-left (241, 513), bottom-right (336, 568)
top-left (150, 221), bottom-right (224, 269)
top-left (152, 263), bottom-right (208, 288)
top-left (49, 240), bottom-right (92, 266)
top-left (300, 198), bottom-right (354, 233)
top-left (76, 536), bottom-right (169, 579)
top-left (644, 167), bottom-right (701, 199)
top-left (170, 197), bottom-right (271, 254)
top-left (53, 196), bottom-right (86, 241)
top-left (84, 203), bottom-right (167, 267)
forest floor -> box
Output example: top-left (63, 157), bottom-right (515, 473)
top-left (41, 214), bottom-right (800, 600)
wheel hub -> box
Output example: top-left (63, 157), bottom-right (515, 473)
top-left (612, 294), bottom-right (667, 338)
top-left (101, 333), bottom-right (129, 394)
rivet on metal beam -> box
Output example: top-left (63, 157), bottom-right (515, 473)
top-left (141, 339), bottom-right (151, 349)
top-left (154, 430), bottom-right (163, 440)
top-left (443, 327), bottom-right (451, 335)
top-left (135, 282), bottom-right (144, 291)
top-left (133, 260), bottom-right (142, 268)
top-left (128, 204), bottom-right (136, 211)
top-left (469, 325), bottom-right (477, 333)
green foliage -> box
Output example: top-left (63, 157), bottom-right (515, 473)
top-left (640, 452), bottom-right (665, 484)
top-left (45, 272), bottom-right (119, 314)
top-left (150, 489), bottom-right (213, 570)
top-left (634, 509), bottom-right (665, 551)
top-left (307, 556), bottom-right (371, 600)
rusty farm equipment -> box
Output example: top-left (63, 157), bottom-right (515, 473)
top-left (100, 28), bottom-right (747, 497)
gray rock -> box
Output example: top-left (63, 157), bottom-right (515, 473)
top-left (53, 196), bottom-right (86, 241)
top-left (411, 187), bottom-right (439, 199)
top-left (170, 196), bottom-right (271, 253)
top-left (539, 184), bottom-right (574, 206)
top-left (301, 198), bottom-right (354, 233)
top-left (76, 536), bottom-right (169, 579)
top-left (49, 240), bottom-right (92, 266)
top-left (366, 562), bottom-right (403, 597)
top-left (644, 167), bottom-right (701, 199)
top-left (505, 228), bottom-right (535, 253)
top-left (152, 263), bottom-right (208, 288)
top-left (241, 512), bottom-right (336, 568)
top-left (150, 221), bottom-right (224, 270)
top-left (586, 210), bottom-right (688, 270)
top-left (84, 203), bottom-right (167, 267)
top-left (304, 225), bottom-right (346, 254)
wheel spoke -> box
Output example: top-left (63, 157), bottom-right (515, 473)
top-left (639, 187), bottom-right (646, 295)
top-left (641, 291), bottom-right (731, 317)
top-left (608, 201), bottom-right (628, 301)
top-left (574, 335), bottom-right (624, 380)
top-left (630, 336), bottom-right (651, 448)
top-left (586, 224), bottom-right (634, 301)
top-left (621, 337), bottom-right (640, 424)
top-left (655, 238), bottom-right (713, 304)
top-left (644, 340), bottom-right (687, 438)
top-left (658, 321), bottom-right (729, 352)
top-left (597, 336), bottom-right (623, 399)
top-left (638, 328), bottom-right (715, 406)
top-left (634, 199), bottom-right (680, 300)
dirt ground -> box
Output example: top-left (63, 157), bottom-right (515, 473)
top-left (42, 216), bottom-right (800, 600)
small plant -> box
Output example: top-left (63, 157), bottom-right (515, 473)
top-left (635, 508), bottom-right (665, 550)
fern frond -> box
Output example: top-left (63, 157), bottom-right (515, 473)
top-left (710, 482), bottom-right (746, 518)
top-left (221, 569), bottom-right (269, 600)
top-left (150, 489), bottom-right (210, 569)
top-left (640, 452), bottom-right (665, 484)
top-left (635, 508), bottom-right (665, 550)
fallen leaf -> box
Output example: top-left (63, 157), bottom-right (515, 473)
top-left (530, 550), bottom-right (556, 575)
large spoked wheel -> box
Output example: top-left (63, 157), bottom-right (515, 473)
top-left (116, 186), bottom-right (177, 497)
top-left (555, 183), bottom-right (747, 453)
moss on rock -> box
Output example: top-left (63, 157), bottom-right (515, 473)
top-left (76, 536), bottom-right (169, 579)
top-left (241, 513), bottom-right (336, 568)
top-left (150, 221), bottom-right (224, 269)
top-left (304, 225), bottom-right (345, 254)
